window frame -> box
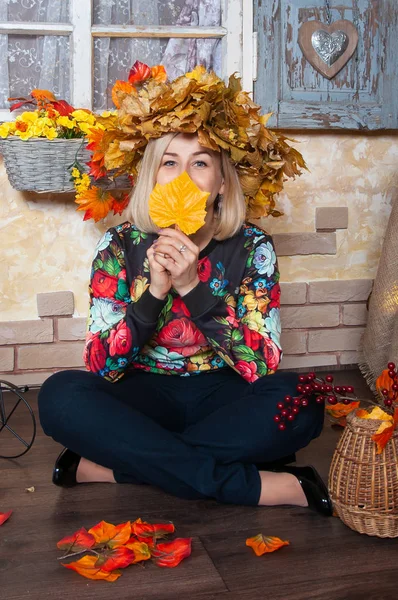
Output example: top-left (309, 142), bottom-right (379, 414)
top-left (0, 0), bottom-right (253, 121)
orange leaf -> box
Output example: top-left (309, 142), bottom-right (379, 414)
top-left (148, 171), bottom-right (209, 235)
top-left (151, 65), bottom-right (167, 82)
top-left (57, 527), bottom-right (96, 553)
top-left (75, 187), bottom-right (114, 222)
top-left (375, 369), bottom-right (394, 394)
top-left (325, 401), bottom-right (360, 420)
top-left (63, 555), bottom-right (121, 582)
top-left (128, 60), bottom-right (151, 85)
top-left (123, 540), bottom-right (151, 563)
top-left (355, 409), bottom-right (369, 418)
top-left (111, 80), bottom-right (136, 108)
top-left (0, 510), bottom-right (12, 526)
top-left (151, 538), bottom-right (192, 568)
top-left (246, 534), bottom-right (289, 556)
top-left (95, 546), bottom-right (136, 572)
top-left (87, 520), bottom-right (131, 549)
top-left (372, 407), bottom-right (398, 454)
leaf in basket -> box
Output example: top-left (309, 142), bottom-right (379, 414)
top-left (325, 401), bottom-right (360, 421)
top-left (148, 171), bottom-right (209, 235)
top-left (359, 406), bottom-right (393, 422)
top-left (371, 407), bottom-right (398, 454)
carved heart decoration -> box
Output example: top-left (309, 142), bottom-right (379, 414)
top-left (298, 20), bottom-right (358, 79)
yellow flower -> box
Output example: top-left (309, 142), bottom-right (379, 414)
top-left (43, 126), bottom-right (58, 140)
top-left (78, 121), bottom-right (95, 135)
top-left (71, 110), bottom-right (95, 124)
top-left (130, 276), bottom-right (149, 302)
top-left (71, 167), bottom-right (81, 179)
top-left (19, 111), bottom-right (39, 123)
top-left (0, 122), bottom-right (15, 138)
top-left (242, 310), bottom-right (267, 335)
top-left (242, 290), bottom-right (258, 312)
top-left (15, 129), bottom-right (33, 140)
top-left (57, 116), bottom-right (76, 129)
top-left (101, 110), bottom-right (117, 118)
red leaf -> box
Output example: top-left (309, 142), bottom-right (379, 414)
top-left (96, 547), bottom-right (136, 572)
top-left (0, 510), bottom-right (12, 526)
top-left (131, 518), bottom-right (175, 545)
top-left (151, 538), bottom-right (192, 568)
top-left (52, 100), bottom-right (75, 116)
top-left (57, 527), bottom-right (96, 553)
top-left (112, 193), bottom-right (130, 216)
top-left (128, 60), bottom-right (151, 85)
top-left (9, 100), bottom-right (34, 112)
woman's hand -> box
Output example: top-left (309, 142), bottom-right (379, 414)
top-left (146, 243), bottom-right (172, 300)
top-left (152, 228), bottom-right (200, 297)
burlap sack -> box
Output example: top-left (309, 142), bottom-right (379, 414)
top-left (359, 198), bottom-right (398, 391)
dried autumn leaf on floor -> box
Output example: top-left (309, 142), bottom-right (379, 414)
top-left (123, 539), bottom-right (152, 563)
top-left (57, 527), bottom-right (96, 553)
top-left (0, 510), bottom-right (12, 526)
top-left (148, 171), bottom-right (209, 235)
top-left (151, 537), bottom-right (192, 568)
top-left (131, 518), bottom-right (175, 545)
top-left (95, 546), bottom-right (137, 572)
top-left (246, 534), bottom-right (289, 556)
top-left (62, 555), bottom-right (121, 582)
top-left (87, 520), bottom-right (131, 548)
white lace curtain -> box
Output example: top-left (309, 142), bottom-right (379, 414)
top-left (0, 0), bottom-right (221, 110)
top-left (0, 0), bottom-right (70, 108)
top-left (93, 0), bottom-right (221, 110)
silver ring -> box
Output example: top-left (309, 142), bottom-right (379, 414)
top-left (179, 244), bottom-right (187, 253)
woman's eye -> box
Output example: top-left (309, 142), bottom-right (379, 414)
top-left (194, 160), bottom-right (207, 167)
top-left (163, 160), bottom-right (176, 167)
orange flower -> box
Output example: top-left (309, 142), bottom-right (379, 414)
top-left (75, 187), bottom-right (115, 222)
top-left (15, 121), bottom-right (28, 132)
top-left (31, 89), bottom-right (56, 102)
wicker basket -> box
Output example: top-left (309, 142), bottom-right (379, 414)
top-left (0, 136), bottom-right (91, 193)
top-left (329, 410), bottom-right (398, 538)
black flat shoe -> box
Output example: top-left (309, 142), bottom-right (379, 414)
top-left (275, 465), bottom-right (333, 517)
top-left (52, 448), bottom-right (81, 487)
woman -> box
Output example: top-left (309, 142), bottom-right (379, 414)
top-left (38, 131), bottom-right (332, 515)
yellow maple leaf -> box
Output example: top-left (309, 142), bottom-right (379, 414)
top-left (360, 406), bottom-right (393, 422)
top-left (148, 171), bottom-right (209, 235)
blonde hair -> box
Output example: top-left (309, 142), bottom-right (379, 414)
top-left (126, 133), bottom-right (246, 240)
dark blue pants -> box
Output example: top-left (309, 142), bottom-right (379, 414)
top-left (38, 369), bottom-right (324, 506)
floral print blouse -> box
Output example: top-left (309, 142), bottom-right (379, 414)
top-left (84, 221), bottom-right (282, 384)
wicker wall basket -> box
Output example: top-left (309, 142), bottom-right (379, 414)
top-left (0, 137), bottom-right (91, 193)
top-left (329, 410), bottom-right (398, 538)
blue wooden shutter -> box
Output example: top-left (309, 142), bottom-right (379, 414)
top-left (254, 0), bottom-right (398, 130)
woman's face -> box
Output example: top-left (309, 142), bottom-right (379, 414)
top-left (156, 134), bottom-right (225, 209)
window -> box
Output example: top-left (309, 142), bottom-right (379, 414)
top-left (0, 0), bottom-right (253, 120)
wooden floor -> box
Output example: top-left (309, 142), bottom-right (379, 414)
top-left (1, 370), bottom-right (397, 600)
